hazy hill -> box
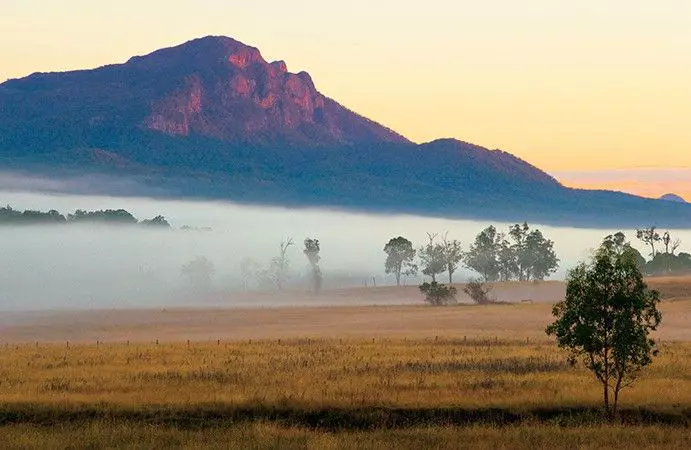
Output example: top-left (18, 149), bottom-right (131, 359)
top-left (660, 194), bottom-right (687, 203)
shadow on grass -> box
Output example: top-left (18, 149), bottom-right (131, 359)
top-left (0, 404), bottom-right (688, 430)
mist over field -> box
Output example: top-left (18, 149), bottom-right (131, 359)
top-left (1, 190), bottom-right (687, 311)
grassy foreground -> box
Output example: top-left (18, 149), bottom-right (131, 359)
top-left (1, 422), bottom-right (690, 449)
top-left (0, 339), bottom-right (689, 448)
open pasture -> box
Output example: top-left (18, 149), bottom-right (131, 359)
top-left (0, 338), bottom-right (690, 448)
top-left (1, 280), bottom-right (690, 448)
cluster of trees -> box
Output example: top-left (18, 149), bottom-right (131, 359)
top-left (188, 237), bottom-right (323, 294)
top-left (0, 206), bottom-right (171, 228)
top-left (384, 223), bottom-right (560, 287)
top-left (634, 227), bottom-right (691, 276)
top-left (464, 224), bottom-right (560, 282)
top-left (603, 228), bottom-right (691, 276)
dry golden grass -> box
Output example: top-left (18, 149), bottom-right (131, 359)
top-left (0, 339), bottom-right (689, 411)
top-left (1, 279), bottom-right (690, 448)
top-left (1, 422), bottom-right (690, 450)
top-left (0, 339), bottom-right (689, 448)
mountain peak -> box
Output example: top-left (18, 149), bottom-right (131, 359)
top-left (131, 37), bottom-right (411, 144)
top-left (127, 35), bottom-right (265, 65)
top-left (0, 36), bottom-right (409, 148)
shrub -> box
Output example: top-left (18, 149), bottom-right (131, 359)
top-left (463, 279), bottom-right (494, 304)
top-left (419, 281), bottom-right (457, 306)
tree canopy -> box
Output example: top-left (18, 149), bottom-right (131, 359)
top-left (181, 256), bottom-right (215, 292)
top-left (441, 234), bottom-right (464, 284)
top-left (464, 223), bottom-right (559, 282)
top-left (546, 236), bottom-right (662, 418)
top-left (464, 226), bottom-right (502, 282)
top-left (383, 236), bottom-right (418, 286)
top-left (418, 233), bottom-right (446, 282)
top-left (303, 238), bottom-right (322, 294)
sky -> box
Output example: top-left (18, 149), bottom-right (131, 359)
top-left (1, 1), bottom-right (690, 198)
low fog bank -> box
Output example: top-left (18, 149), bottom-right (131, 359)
top-left (1, 190), bottom-right (684, 312)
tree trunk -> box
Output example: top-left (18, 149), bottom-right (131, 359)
top-left (613, 375), bottom-right (623, 419)
top-left (396, 271), bottom-right (401, 286)
top-left (603, 382), bottom-right (611, 419)
top-left (448, 270), bottom-right (453, 284)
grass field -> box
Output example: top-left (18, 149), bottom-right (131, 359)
top-left (0, 338), bottom-right (689, 448)
top-left (1, 422), bottom-right (690, 449)
top-left (0, 279), bottom-right (690, 448)
top-left (2, 339), bottom-right (690, 409)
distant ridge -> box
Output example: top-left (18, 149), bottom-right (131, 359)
top-left (2, 36), bottom-right (691, 228)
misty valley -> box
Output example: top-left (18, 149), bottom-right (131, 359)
top-left (2, 190), bottom-right (690, 311)
top-left (2, 4), bottom-right (691, 447)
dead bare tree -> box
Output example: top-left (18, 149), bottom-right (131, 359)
top-left (270, 238), bottom-right (294, 290)
top-left (672, 238), bottom-right (682, 255)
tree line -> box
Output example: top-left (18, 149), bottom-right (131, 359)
top-left (183, 223), bottom-right (560, 296)
top-left (0, 205), bottom-right (171, 227)
top-left (634, 227), bottom-right (691, 276)
top-left (186, 238), bottom-right (323, 295)
top-left (384, 223), bottom-right (560, 286)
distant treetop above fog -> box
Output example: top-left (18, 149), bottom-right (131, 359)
top-left (0, 205), bottom-right (170, 228)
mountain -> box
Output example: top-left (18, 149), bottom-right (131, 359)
top-left (0, 36), bottom-right (407, 152)
top-left (1, 36), bottom-right (691, 228)
top-left (660, 193), bottom-right (687, 203)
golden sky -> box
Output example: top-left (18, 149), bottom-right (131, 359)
top-left (1, 1), bottom-right (690, 195)
top-left (554, 169), bottom-right (691, 202)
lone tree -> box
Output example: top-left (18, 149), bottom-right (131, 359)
top-left (602, 232), bottom-right (646, 272)
top-left (441, 233), bottom-right (464, 284)
top-left (419, 233), bottom-right (446, 282)
top-left (523, 228), bottom-right (560, 281)
top-left (181, 256), bottom-right (215, 292)
top-left (383, 236), bottom-right (418, 286)
top-left (546, 237), bottom-right (662, 419)
top-left (303, 238), bottom-right (322, 294)
top-left (239, 257), bottom-right (261, 292)
top-left (464, 226), bottom-right (502, 282)
top-left (270, 238), bottom-right (294, 290)
top-left (661, 231), bottom-right (681, 255)
top-left (636, 226), bottom-right (661, 258)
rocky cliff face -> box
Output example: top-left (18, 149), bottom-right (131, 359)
top-left (0, 36), bottom-right (408, 149)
